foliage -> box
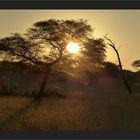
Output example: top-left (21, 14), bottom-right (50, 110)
top-left (83, 38), bottom-right (106, 64)
top-left (132, 59), bottom-right (140, 70)
top-left (103, 61), bottom-right (119, 76)
top-left (0, 19), bottom-right (107, 96)
top-left (0, 19), bottom-right (106, 71)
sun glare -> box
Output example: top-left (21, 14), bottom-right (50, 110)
top-left (66, 42), bottom-right (80, 54)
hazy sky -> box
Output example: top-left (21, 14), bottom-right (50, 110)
top-left (0, 10), bottom-right (140, 71)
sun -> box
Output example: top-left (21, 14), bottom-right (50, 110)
top-left (66, 41), bottom-right (80, 54)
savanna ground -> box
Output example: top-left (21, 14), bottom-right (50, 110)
top-left (0, 71), bottom-right (140, 130)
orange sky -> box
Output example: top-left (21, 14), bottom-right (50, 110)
top-left (0, 10), bottom-right (140, 71)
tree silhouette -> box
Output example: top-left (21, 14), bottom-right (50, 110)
top-left (105, 35), bottom-right (132, 94)
top-left (0, 19), bottom-right (106, 98)
top-left (132, 59), bottom-right (140, 71)
top-left (79, 38), bottom-right (106, 86)
top-left (83, 38), bottom-right (106, 64)
top-left (103, 61), bottom-right (119, 76)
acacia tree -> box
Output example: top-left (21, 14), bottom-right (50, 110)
top-left (0, 19), bottom-right (105, 97)
top-left (0, 19), bottom-right (106, 97)
top-left (132, 59), bottom-right (140, 71)
top-left (78, 38), bottom-right (106, 85)
top-left (83, 38), bottom-right (106, 63)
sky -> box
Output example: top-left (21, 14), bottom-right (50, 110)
top-left (0, 10), bottom-right (140, 71)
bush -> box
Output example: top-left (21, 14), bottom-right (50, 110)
top-left (102, 62), bottom-right (120, 77)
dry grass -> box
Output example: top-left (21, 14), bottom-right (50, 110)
top-left (0, 74), bottom-right (140, 130)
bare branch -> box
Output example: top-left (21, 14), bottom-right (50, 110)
top-left (104, 34), bottom-right (132, 94)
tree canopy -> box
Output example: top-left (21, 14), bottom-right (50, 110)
top-left (0, 19), bottom-right (106, 96)
top-left (0, 19), bottom-right (106, 71)
top-left (132, 59), bottom-right (140, 70)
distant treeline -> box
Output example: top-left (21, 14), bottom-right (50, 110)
top-left (0, 61), bottom-right (41, 73)
top-left (0, 61), bottom-right (140, 82)
top-left (85, 61), bottom-right (140, 83)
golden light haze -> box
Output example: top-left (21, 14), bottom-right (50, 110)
top-left (0, 10), bottom-right (140, 71)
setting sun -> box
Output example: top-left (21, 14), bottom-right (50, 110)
top-left (66, 42), bottom-right (80, 54)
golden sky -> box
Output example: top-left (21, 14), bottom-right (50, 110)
top-left (0, 10), bottom-right (140, 71)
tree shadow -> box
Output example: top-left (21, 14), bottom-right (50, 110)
top-left (0, 98), bottom-right (42, 130)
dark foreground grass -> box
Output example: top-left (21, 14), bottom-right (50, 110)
top-left (0, 79), bottom-right (140, 130)
top-left (0, 72), bottom-right (140, 130)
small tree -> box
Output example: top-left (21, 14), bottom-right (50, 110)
top-left (132, 59), bottom-right (140, 71)
top-left (103, 61), bottom-right (119, 76)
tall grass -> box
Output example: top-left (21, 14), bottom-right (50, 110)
top-left (0, 71), bottom-right (140, 130)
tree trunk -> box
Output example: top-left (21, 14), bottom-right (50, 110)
top-left (115, 50), bottom-right (132, 94)
top-left (38, 68), bottom-right (51, 97)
